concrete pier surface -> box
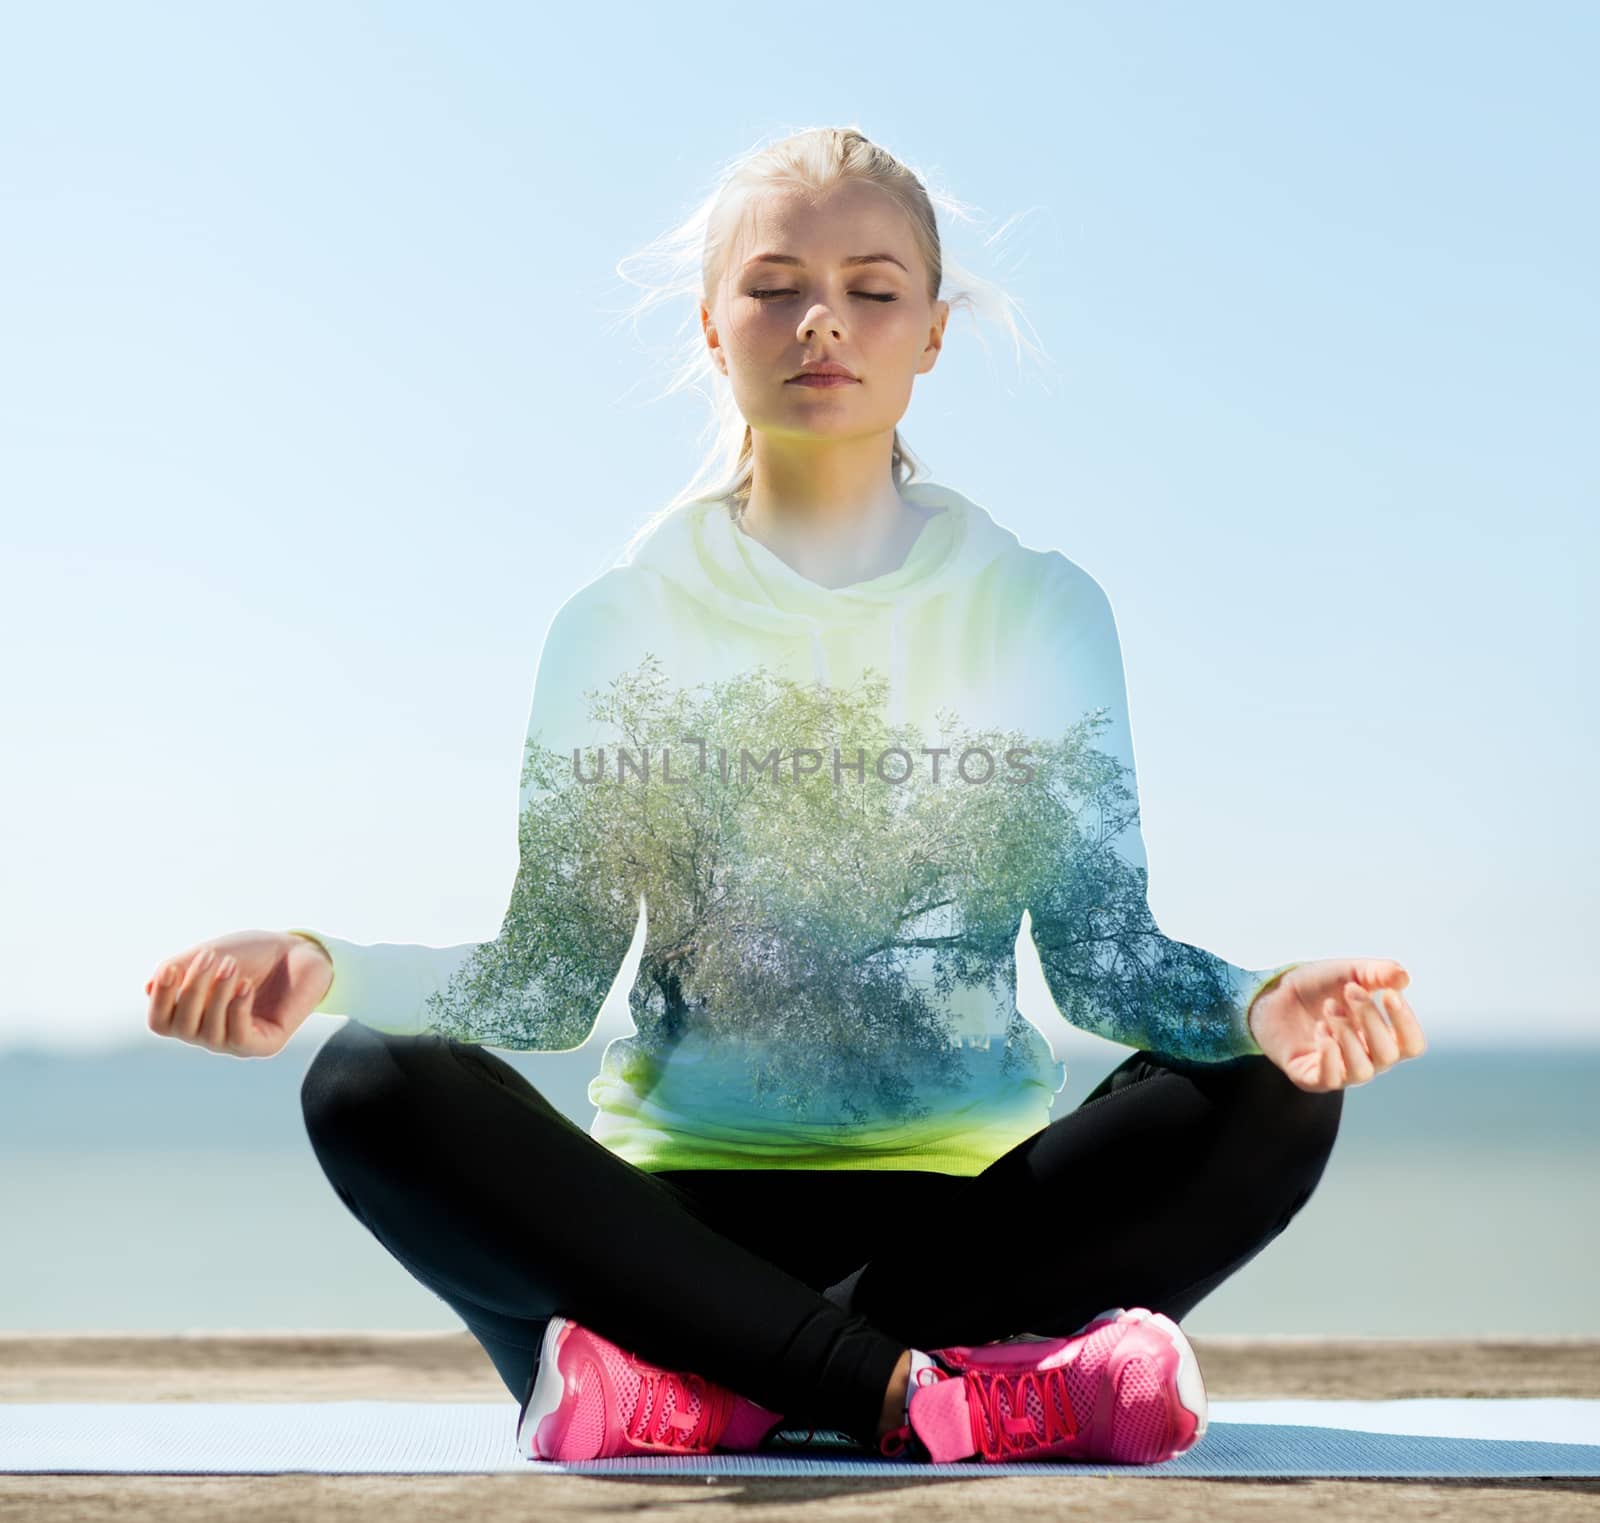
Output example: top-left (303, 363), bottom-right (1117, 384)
top-left (3, 1332), bottom-right (1597, 1520)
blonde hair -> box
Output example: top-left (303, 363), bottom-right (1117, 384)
top-left (604, 125), bottom-right (1050, 562)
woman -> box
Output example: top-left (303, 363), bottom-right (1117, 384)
top-left (144, 128), bottom-right (1424, 1466)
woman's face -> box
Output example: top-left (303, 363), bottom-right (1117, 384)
top-left (702, 181), bottom-right (948, 451)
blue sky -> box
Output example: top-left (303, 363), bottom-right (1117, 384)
top-left (1, 2), bottom-right (1592, 1053)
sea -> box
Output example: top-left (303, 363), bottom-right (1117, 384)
top-left (2, 1024), bottom-right (1596, 1339)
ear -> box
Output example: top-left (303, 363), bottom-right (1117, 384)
top-left (701, 307), bottom-right (726, 374)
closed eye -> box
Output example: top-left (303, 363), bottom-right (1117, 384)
top-left (747, 289), bottom-right (898, 302)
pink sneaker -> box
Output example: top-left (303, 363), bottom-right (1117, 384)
top-left (880, 1307), bottom-right (1207, 1465)
top-left (518, 1314), bottom-right (785, 1460)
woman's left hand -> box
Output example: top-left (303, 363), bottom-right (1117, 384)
top-left (1248, 959), bottom-right (1425, 1093)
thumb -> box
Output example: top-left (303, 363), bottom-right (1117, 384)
top-left (1356, 959), bottom-right (1408, 990)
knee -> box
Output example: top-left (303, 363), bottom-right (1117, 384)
top-left (1227, 1053), bottom-right (1344, 1170)
top-left (300, 1020), bottom-right (417, 1155)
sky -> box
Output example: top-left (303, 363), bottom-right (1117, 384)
top-left (1, 2), bottom-right (1593, 1054)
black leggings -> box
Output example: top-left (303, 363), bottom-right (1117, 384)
top-left (300, 1020), bottom-right (1342, 1448)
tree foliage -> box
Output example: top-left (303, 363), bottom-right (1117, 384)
top-left (423, 654), bottom-right (1245, 1121)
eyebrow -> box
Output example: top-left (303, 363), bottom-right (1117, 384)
top-left (743, 252), bottom-right (909, 273)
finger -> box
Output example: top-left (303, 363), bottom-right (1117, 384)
top-left (1307, 1019), bottom-right (1338, 1092)
top-left (1318, 1020), bottom-right (1340, 1091)
top-left (1327, 993), bottom-right (1374, 1065)
top-left (225, 976), bottom-right (257, 1055)
top-left (1358, 958), bottom-right (1409, 991)
top-left (154, 955), bottom-right (205, 1038)
top-left (1383, 989), bottom-right (1428, 1059)
top-left (198, 955), bottom-right (239, 1049)
top-left (147, 961), bottom-right (183, 1036)
top-left (1327, 998), bottom-right (1376, 1087)
top-left (172, 948), bottom-right (219, 1043)
top-left (1349, 980), bottom-right (1400, 1069)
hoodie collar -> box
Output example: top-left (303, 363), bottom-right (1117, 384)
top-left (632, 479), bottom-right (1010, 622)
top-left (715, 481), bottom-right (967, 615)
top-left (621, 479), bottom-right (1018, 722)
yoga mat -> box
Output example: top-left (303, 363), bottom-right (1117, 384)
top-left (3, 1400), bottom-right (1599, 1476)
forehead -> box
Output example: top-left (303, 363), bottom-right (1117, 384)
top-left (731, 182), bottom-right (913, 265)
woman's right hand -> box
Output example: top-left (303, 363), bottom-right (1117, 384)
top-left (144, 930), bottom-right (333, 1059)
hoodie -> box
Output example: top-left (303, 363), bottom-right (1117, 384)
top-left (290, 480), bottom-right (1298, 1174)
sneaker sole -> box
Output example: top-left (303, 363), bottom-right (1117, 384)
top-left (517, 1314), bottom-right (573, 1460)
top-left (1138, 1308), bottom-right (1207, 1447)
top-left (1115, 1307), bottom-right (1208, 1451)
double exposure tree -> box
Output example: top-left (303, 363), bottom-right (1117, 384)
top-left (423, 652), bottom-right (1245, 1122)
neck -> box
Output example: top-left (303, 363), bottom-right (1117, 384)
top-left (739, 453), bottom-right (930, 590)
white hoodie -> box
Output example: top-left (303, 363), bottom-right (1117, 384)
top-left (291, 480), bottom-right (1297, 1174)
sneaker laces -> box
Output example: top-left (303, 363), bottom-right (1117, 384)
top-left (967, 1366), bottom-right (1079, 1460)
top-left (627, 1366), bottom-right (735, 1452)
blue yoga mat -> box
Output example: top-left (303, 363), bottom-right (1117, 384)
top-left (3, 1400), bottom-right (1598, 1476)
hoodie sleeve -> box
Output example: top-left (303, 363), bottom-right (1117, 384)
top-left (288, 579), bottom-right (646, 1046)
top-left (1018, 552), bottom-right (1299, 1062)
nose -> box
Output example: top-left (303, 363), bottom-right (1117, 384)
top-left (801, 311), bottom-right (842, 340)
